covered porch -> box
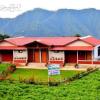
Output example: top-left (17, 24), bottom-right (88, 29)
top-left (25, 41), bottom-right (49, 64)
top-left (65, 50), bottom-right (93, 64)
top-left (28, 48), bottom-right (48, 63)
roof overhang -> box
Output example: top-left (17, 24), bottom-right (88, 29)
top-left (50, 46), bottom-right (94, 51)
top-left (0, 46), bottom-right (26, 50)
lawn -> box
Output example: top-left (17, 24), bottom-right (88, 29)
top-left (0, 70), bottom-right (99, 100)
top-left (0, 63), bottom-right (82, 82)
top-left (10, 68), bottom-right (81, 82)
top-left (0, 63), bottom-right (11, 73)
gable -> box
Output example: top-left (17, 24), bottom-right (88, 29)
top-left (24, 41), bottom-right (48, 47)
top-left (0, 41), bottom-right (15, 46)
top-left (67, 40), bottom-right (92, 46)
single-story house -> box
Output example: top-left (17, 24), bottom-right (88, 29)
top-left (0, 35), bottom-right (100, 66)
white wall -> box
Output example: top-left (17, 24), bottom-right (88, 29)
top-left (49, 51), bottom-right (64, 61)
top-left (13, 50), bottom-right (28, 60)
top-left (94, 45), bottom-right (100, 60)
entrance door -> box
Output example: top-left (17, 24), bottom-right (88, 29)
top-left (28, 49), bottom-right (33, 62)
top-left (34, 49), bottom-right (40, 63)
top-left (65, 51), bottom-right (77, 63)
top-left (41, 49), bottom-right (48, 63)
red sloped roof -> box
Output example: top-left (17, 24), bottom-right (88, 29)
top-left (50, 46), bottom-right (94, 51)
top-left (0, 46), bottom-right (26, 50)
top-left (5, 37), bottom-right (78, 46)
top-left (80, 36), bottom-right (100, 46)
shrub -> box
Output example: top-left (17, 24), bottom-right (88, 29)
top-left (87, 67), bottom-right (94, 72)
top-left (24, 77), bottom-right (35, 84)
top-left (7, 64), bottom-right (16, 73)
top-left (49, 81), bottom-right (60, 86)
top-left (0, 71), bottom-right (8, 80)
top-left (74, 63), bottom-right (79, 68)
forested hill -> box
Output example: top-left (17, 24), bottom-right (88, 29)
top-left (0, 8), bottom-right (100, 38)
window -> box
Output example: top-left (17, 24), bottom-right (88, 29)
top-left (18, 50), bottom-right (23, 53)
top-left (54, 51), bottom-right (60, 53)
top-left (98, 47), bottom-right (100, 56)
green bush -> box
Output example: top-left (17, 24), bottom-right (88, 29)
top-left (87, 67), bottom-right (94, 72)
top-left (0, 64), bottom-right (16, 80)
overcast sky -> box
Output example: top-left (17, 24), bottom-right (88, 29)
top-left (0, 0), bottom-right (100, 18)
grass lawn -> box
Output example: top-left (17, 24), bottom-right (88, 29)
top-left (0, 63), bottom-right (82, 82)
top-left (0, 70), bottom-right (99, 100)
top-left (0, 63), bottom-right (11, 73)
top-left (10, 68), bottom-right (81, 82)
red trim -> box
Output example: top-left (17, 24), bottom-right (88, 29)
top-left (78, 60), bottom-right (100, 64)
top-left (0, 46), bottom-right (26, 50)
top-left (14, 60), bottom-right (27, 63)
top-left (51, 46), bottom-right (93, 51)
top-left (93, 61), bottom-right (100, 64)
top-left (78, 61), bottom-right (92, 64)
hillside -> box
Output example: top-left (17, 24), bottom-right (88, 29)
top-left (0, 8), bottom-right (100, 38)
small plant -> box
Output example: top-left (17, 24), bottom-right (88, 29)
top-left (87, 67), bottom-right (93, 72)
top-left (74, 63), bottom-right (79, 68)
top-left (7, 64), bottom-right (16, 73)
top-left (24, 77), bottom-right (35, 84)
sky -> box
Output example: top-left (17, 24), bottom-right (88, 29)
top-left (0, 0), bottom-right (100, 18)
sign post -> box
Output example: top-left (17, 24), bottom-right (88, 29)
top-left (48, 64), bottom-right (61, 85)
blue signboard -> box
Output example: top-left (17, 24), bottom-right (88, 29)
top-left (48, 64), bottom-right (60, 75)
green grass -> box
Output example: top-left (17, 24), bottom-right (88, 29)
top-left (10, 68), bottom-right (80, 82)
top-left (0, 63), bottom-right (11, 73)
top-left (0, 70), bottom-right (99, 100)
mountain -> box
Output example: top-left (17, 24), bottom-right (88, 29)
top-left (0, 8), bottom-right (100, 38)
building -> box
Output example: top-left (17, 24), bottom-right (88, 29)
top-left (0, 35), bottom-right (100, 66)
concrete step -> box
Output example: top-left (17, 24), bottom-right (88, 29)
top-left (27, 63), bottom-right (46, 67)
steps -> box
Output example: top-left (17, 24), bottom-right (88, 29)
top-left (21, 63), bottom-right (48, 69)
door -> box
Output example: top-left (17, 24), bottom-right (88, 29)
top-left (34, 49), bottom-right (40, 62)
top-left (41, 49), bottom-right (48, 63)
top-left (28, 49), bottom-right (33, 62)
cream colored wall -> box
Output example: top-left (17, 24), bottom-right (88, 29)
top-left (49, 51), bottom-right (64, 61)
top-left (0, 41), bottom-right (14, 46)
top-left (67, 40), bottom-right (92, 46)
top-left (13, 50), bottom-right (28, 59)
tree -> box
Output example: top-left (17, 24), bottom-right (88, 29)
top-left (0, 34), bottom-right (10, 40)
top-left (74, 34), bottom-right (81, 37)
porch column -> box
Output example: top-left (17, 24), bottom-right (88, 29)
top-left (13, 50), bottom-right (14, 63)
top-left (77, 50), bottom-right (79, 64)
top-left (92, 50), bottom-right (94, 64)
top-left (40, 49), bottom-right (41, 63)
top-left (0, 52), bottom-right (2, 62)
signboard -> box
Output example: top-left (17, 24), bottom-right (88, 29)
top-left (48, 64), bottom-right (60, 75)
